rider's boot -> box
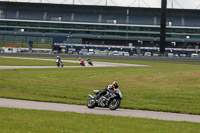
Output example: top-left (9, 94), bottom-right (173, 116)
top-left (96, 92), bottom-right (102, 100)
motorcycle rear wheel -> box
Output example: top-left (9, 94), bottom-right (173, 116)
top-left (87, 99), bottom-right (96, 109)
top-left (109, 98), bottom-right (120, 110)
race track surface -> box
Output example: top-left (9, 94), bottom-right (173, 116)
top-left (0, 98), bottom-right (200, 123)
top-left (0, 56), bottom-right (148, 69)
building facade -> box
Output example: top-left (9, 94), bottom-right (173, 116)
top-left (0, 1), bottom-right (200, 54)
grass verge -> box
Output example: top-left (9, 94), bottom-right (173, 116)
top-left (0, 107), bottom-right (200, 133)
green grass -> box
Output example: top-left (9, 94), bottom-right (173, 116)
top-left (0, 107), bottom-right (199, 133)
top-left (0, 57), bottom-right (79, 66)
top-left (0, 57), bottom-right (200, 114)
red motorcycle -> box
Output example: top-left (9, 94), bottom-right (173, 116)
top-left (79, 60), bottom-right (85, 66)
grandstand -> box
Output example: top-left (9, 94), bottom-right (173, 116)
top-left (0, 1), bottom-right (200, 55)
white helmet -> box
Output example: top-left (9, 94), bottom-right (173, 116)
top-left (57, 56), bottom-right (60, 58)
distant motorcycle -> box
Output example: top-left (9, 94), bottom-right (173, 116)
top-left (87, 59), bottom-right (93, 66)
top-left (87, 89), bottom-right (122, 110)
top-left (79, 60), bottom-right (85, 66)
top-left (56, 59), bottom-right (63, 67)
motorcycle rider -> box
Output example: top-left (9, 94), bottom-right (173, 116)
top-left (79, 57), bottom-right (85, 66)
top-left (96, 81), bottom-right (119, 99)
top-left (56, 56), bottom-right (61, 61)
top-left (56, 56), bottom-right (62, 67)
top-left (87, 58), bottom-right (93, 66)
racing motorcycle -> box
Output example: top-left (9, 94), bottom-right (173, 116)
top-left (87, 59), bottom-right (93, 66)
top-left (56, 59), bottom-right (64, 67)
top-left (79, 60), bottom-right (85, 66)
top-left (87, 89), bottom-right (122, 110)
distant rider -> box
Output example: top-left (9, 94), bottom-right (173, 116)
top-left (87, 58), bottom-right (93, 66)
top-left (56, 56), bottom-right (61, 62)
top-left (56, 56), bottom-right (62, 67)
top-left (96, 81), bottom-right (119, 99)
top-left (79, 58), bottom-right (85, 66)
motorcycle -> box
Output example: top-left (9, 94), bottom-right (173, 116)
top-left (87, 89), bottom-right (122, 110)
top-left (79, 60), bottom-right (85, 66)
top-left (87, 59), bottom-right (93, 66)
top-left (56, 59), bottom-right (64, 67)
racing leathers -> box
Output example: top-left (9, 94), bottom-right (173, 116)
top-left (96, 85), bottom-right (116, 99)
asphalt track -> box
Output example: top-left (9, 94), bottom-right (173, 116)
top-left (0, 56), bottom-right (148, 69)
top-left (0, 98), bottom-right (200, 123)
top-left (0, 56), bottom-right (200, 123)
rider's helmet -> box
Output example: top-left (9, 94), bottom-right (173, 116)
top-left (87, 58), bottom-right (90, 60)
top-left (57, 56), bottom-right (60, 58)
top-left (112, 81), bottom-right (119, 89)
top-left (78, 57), bottom-right (81, 60)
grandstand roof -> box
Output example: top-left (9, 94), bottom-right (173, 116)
top-left (0, 1), bottom-right (200, 17)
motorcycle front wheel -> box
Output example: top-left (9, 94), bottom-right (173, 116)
top-left (87, 99), bottom-right (96, 109)
top-left (109, 98), bottom-right (121, 110)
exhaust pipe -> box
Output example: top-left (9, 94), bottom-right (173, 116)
top-left (88, 94), bottom-right (94, 99)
